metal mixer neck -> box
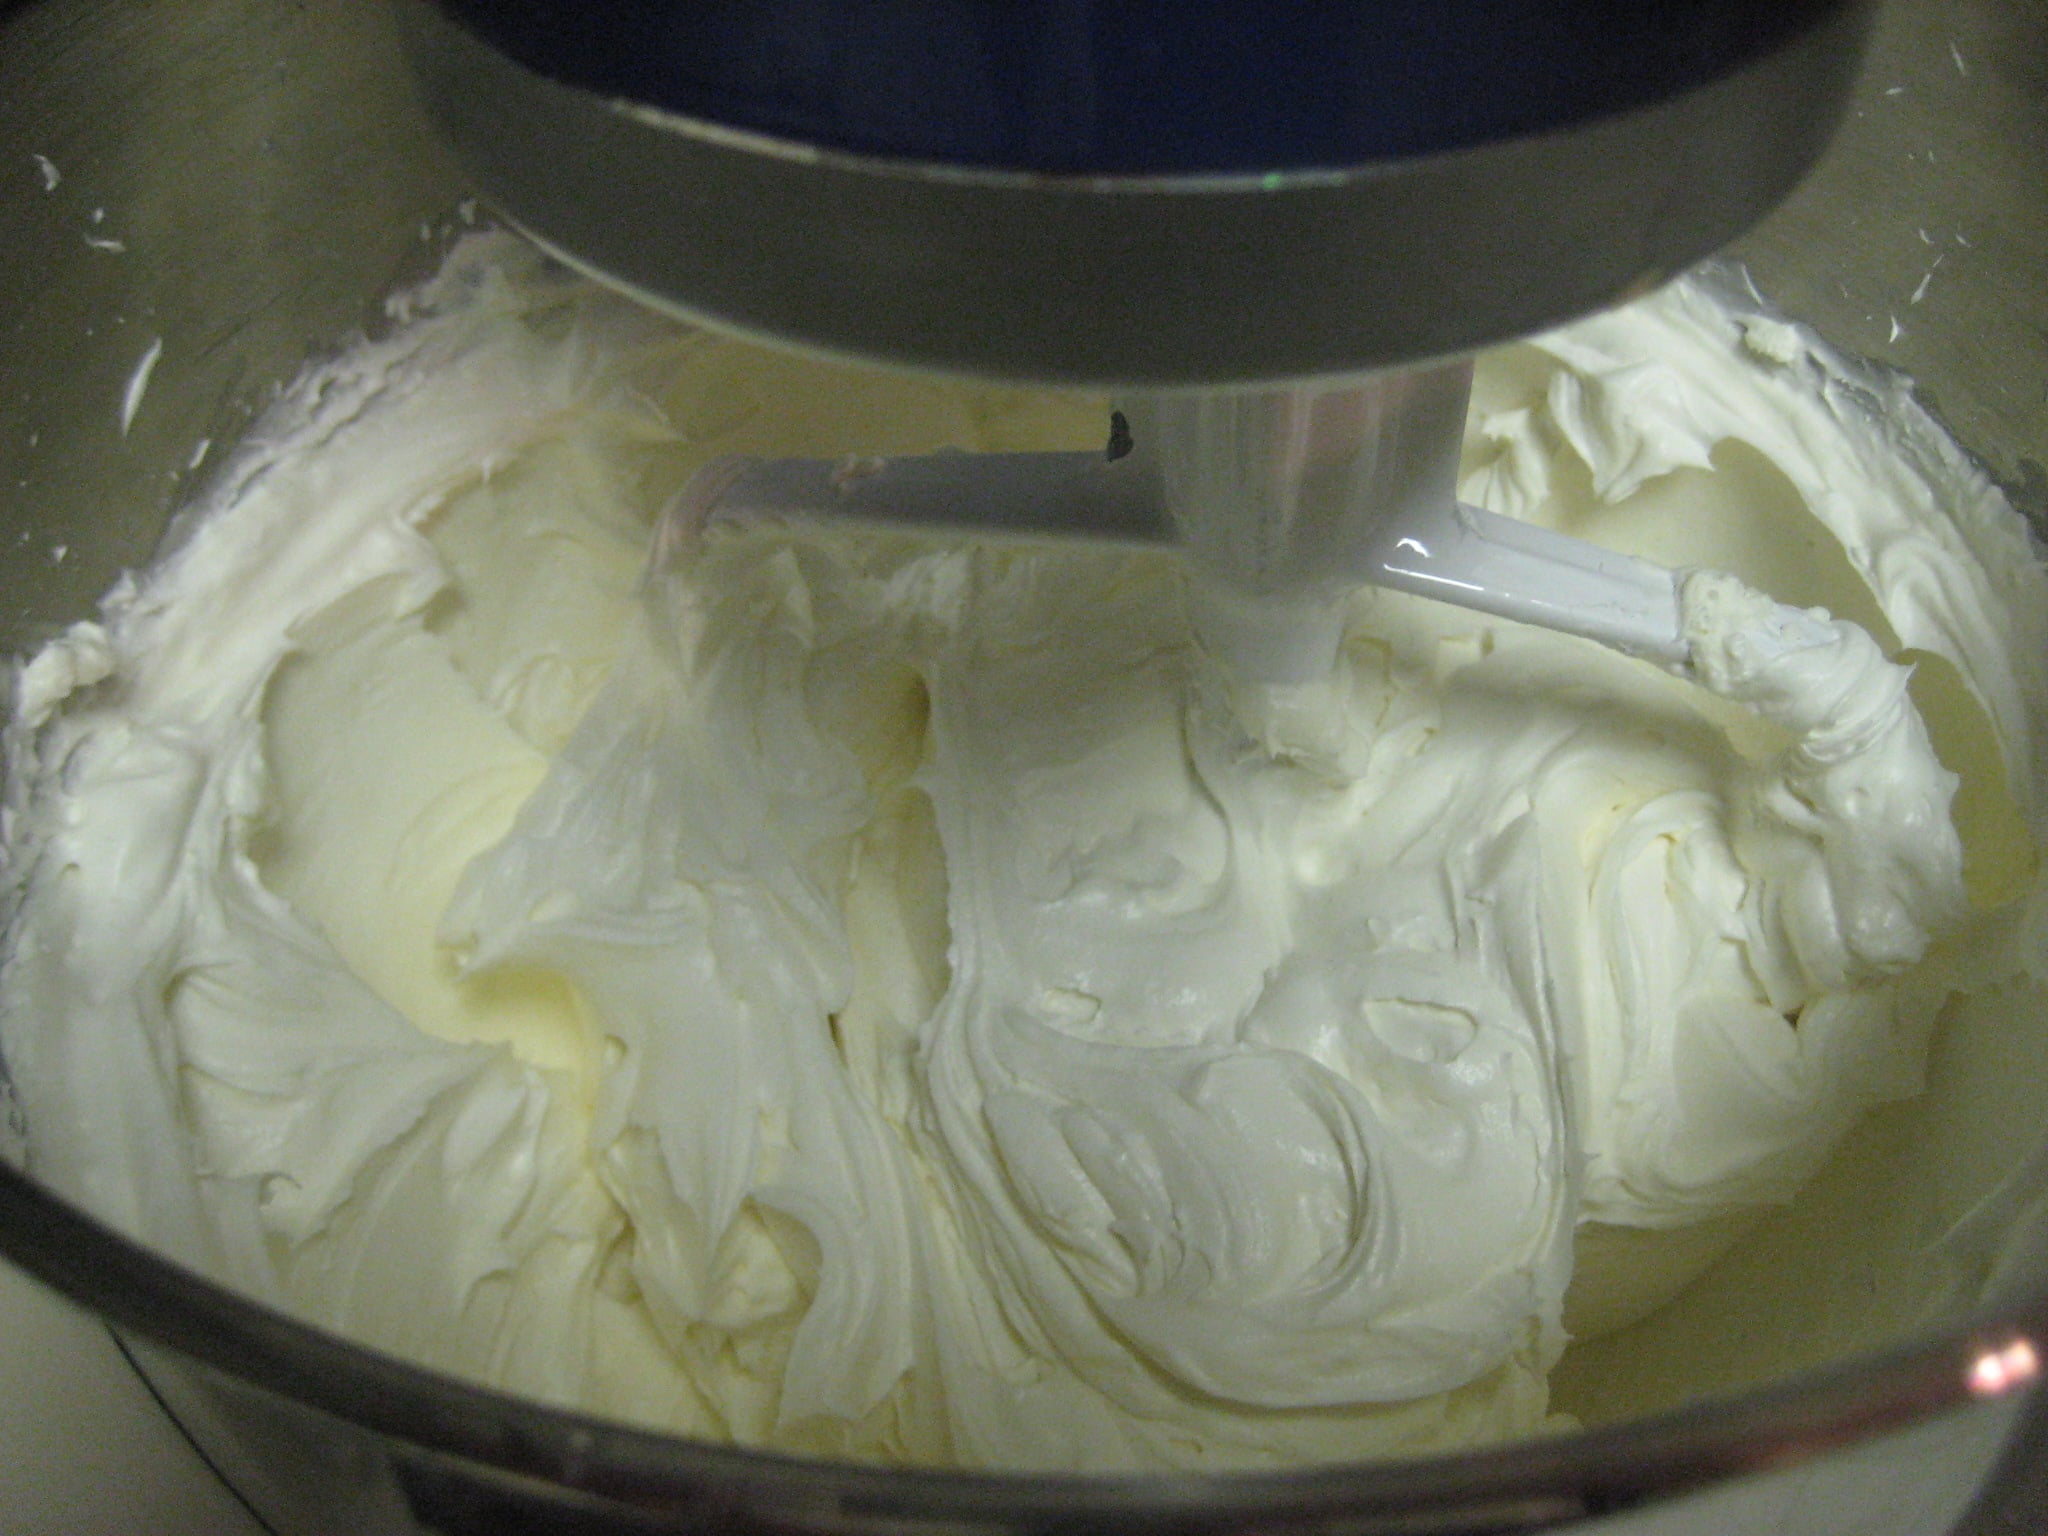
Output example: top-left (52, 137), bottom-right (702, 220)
top-left (1123, 364), bottom-right (1474, 678)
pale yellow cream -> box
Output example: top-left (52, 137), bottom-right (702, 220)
top-left (3, 237), bottom-right (2041, 1470)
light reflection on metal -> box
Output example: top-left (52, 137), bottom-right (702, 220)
top-left (1381, 566), bottom-right (1487, 596)
top-left (1966, 1337), bottom-right (2040, 1398)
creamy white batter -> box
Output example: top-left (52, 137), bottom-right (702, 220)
top-left (2, 236), bottom-right (2042, 1470)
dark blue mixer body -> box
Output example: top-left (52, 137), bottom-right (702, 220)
top-left (439, 0), bottom-right (1841, 174)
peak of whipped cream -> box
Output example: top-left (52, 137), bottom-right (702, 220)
top-left (2, 235), bottom-right (2039, 1470)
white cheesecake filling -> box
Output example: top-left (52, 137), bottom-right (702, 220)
top-left (3, 236), bottom-right (2040, 1470)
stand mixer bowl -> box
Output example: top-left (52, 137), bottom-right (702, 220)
top-left (0, 2), bottom-right (2045, 1533)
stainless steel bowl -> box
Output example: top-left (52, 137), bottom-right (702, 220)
top-left (1, 3), bottom-right (2044, 1532)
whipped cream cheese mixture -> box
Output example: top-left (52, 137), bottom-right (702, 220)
top-left (3, 236), bottom-right (2043, 1469)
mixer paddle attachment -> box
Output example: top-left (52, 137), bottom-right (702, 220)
top-left (666, 362), bottom-right (1737, 684)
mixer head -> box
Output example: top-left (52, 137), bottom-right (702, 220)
top-left (397, 1), bottom-right (1871, 676)
top-left (401, 0), bottom-right (1868, 390)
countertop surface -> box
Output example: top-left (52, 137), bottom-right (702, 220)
top-left (0, 1257), bottom-right (266, 1536)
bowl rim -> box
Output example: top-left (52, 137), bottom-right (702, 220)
top-left (1, 1152), bottom-right (2041, 1530)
